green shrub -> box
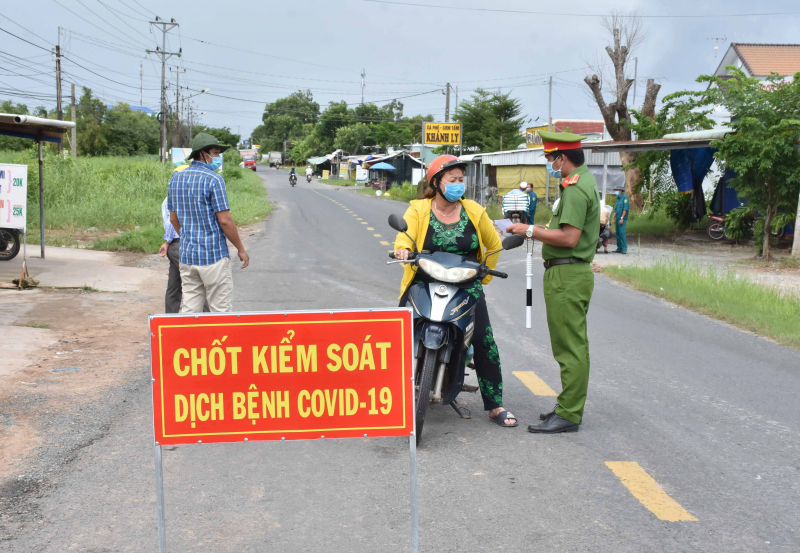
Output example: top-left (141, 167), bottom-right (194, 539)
top-left (664, 190), bottom-right (695, 230)
top-left (724, 206), bottom-right (754, 243)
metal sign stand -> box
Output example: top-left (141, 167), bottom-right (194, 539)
top-left (154, 444), bottom-right (167, 552)
top-left (526, 238), bottom-right (534, 329)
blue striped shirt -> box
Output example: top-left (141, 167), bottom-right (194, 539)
top-left (167, 161), bottom-right (230, 266)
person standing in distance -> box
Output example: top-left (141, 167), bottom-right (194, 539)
top-left (507, 130), bottom-right (600, 433)
top-left (168, 133), bottom-right (250, 312)
top-left (525, 182), bottom-right (538, 224)
top-left (612, 185), bottom-right (629, 254)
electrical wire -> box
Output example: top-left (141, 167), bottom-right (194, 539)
top-left (363, 0), bottom-right (800, 19)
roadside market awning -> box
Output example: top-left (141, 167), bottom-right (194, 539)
top-left (307, 156), bottom-right (329, 165)
top-left (585, 127), bottom-right (733, 153)
top-left (370, 162), bottom-right (396, 171)
top-left (0, 114), bottom-right (76, 260)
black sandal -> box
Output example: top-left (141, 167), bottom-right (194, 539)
top-left (490, 410), bottom-right (518, 427)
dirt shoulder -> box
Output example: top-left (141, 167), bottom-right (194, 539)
top-left (0, 251), bottom-right (165, 541)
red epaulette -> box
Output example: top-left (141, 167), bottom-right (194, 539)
top-left (562, 174), bottom-right (580, 186)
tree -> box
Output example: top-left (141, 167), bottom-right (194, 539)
top-left (76, 87), bottom-right (109, 156)
top-left (334, 122), bottom-right (372, 155)
top-left (104, 103), bottom-right (160, 156)
top-left (371, 121), bottom-right (412, 153)
top-left (454, 89), bottom-right (525, 152)
top-left (702, 70), bottom-right (800, 258)
top-left (191, 125), bottom-right (240, 147)
top-left (258, 90), bottom-right (320, 151)
top-left (627, 96), bottom-right (715, 209)
top-left (317, 101), bottom-right (354, 151)
top-left (584, 12), bottom-right (661, 209)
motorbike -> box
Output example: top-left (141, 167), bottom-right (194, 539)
top-left (306, 174), bottom-right (312, 183)
top-left (387, 214), bottom-right (524, 444)
top-left (289, 173), bottom-right (297, 187)
top-left (504, 210), bottom-right (527, 225)
top-left (0, 228), bottom-right (21, 261)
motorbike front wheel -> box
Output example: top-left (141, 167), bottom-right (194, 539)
top-left (415, 347), bottom-right (438, 445)
top-left (0, 229), bottom-right (20, 261)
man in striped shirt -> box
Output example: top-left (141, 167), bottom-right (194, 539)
top-left (168, 133), bottom-right (250, 312)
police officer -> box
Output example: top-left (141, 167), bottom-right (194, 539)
top-left (612, 185), bottom-right (629, 254)
top-left (507, 130), bottom-right (600, 433)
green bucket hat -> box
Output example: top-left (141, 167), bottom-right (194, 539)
top-left (188, 132), bottom-right (231, 160)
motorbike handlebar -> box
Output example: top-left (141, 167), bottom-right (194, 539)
top-left (389, 251), bottom-right (416, 260)
top-left (486, 269), bottom-right (508, 279)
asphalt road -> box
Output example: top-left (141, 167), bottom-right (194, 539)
top-left (6, 168), bottom-right (799, 552)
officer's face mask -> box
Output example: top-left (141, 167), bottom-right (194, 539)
top-left (614, 191), bottom-right (620, 197)
top-left (546, 156), bottom-right (563, 179)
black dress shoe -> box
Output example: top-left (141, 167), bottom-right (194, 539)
top-left (539, 402), bottom-right (558, 420)
top-left (527, 413), bottom-right (580, 433)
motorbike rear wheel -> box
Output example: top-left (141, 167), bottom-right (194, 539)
top-left (0, 229), bottom-right (20, 261)
top-left (415, 347), bottom-right (438, 445)
top-left (707, 220), bottom-right (725, 240)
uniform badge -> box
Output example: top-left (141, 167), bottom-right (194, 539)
top-left (563, 174), bottom-right (580, 186)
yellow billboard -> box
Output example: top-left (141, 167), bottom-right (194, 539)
top-left (423, 122), bottom-right (462, 146)
top-left (525, 125), bottom-right (549, 149)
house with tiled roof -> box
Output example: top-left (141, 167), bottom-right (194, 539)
top-left (713, 43), bottom-right (800, 81)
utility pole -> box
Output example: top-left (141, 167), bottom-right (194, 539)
top-left (70, 83), bottom-right (76, 159)
top-left (361, 68), bottom-right (366, 105)
top-left (455, 85), bottom-right (461, 156)
top-left (55, 27), bottom-right (63, 153)
top-left (548, 75), bottom-right (553, 131)
top-left (444, 83), bottom-right (451, 154)
top-left (444, 83), bottom-right (451, 122)
top-left (632, 57), bottom-right (638, 106)
top-left (146, 17), bottom-right (180, 164)
top-left (140, 61), bottom-right (143, 107)
top-left (170, 66), bottom-right (186, 149)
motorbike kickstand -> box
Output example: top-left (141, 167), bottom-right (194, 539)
top-left (451, 400), bottom-right (472, 419)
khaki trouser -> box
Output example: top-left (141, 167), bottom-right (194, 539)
top-left (179, 256), bottom-right (233, 313)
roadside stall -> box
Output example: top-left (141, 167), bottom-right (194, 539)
top-left (367, 162), bottom-right (396, 190)
top-left (0, 114), bottom-right (76, 264)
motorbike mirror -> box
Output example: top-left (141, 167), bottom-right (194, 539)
top-left (388, 214), bottom-right (408, 232)
top-left (502, 234), bottom-right (525, 250)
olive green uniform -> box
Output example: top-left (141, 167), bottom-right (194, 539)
top-left (542, 164), bottom-right (600, 424)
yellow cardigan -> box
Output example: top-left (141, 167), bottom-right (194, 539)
top-left (393, 198), bottom-right (502, 298)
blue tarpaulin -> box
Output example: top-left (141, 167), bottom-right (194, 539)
top-left (671, 147), bottom-right (716, 219)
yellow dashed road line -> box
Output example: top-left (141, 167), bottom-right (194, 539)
top-left (373, 234), bottom-right (382, 237)
top-left (367, 227), bottom-right (375, 230)
top-left (605, 462), bottom-right (698, 522)
top-left (315, 191), bottom-right (387, 250)
top-left (512, 371), bottom-right (557, 396)
top-left (380, 241), bottom-right (390, 246)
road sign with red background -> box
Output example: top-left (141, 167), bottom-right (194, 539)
top-left (150, 309), bottom-right (414, 445)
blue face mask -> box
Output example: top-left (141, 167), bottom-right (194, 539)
top-left (614, 191), bottom-right (620, 197)
top-left (206, 156), bottom-right (223, 172)
top-left (442, 182), bottom-right (465, 203)
top-left (546, 159), bottom-right (562, 179)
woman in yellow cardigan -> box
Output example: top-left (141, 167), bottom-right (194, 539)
top-left (393, 155), bottom-right (517, 428)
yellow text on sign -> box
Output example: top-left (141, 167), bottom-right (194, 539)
top-left (605, 462), bottom-right (698, 522)
top-left (423, 122), bottom-right (462, 145)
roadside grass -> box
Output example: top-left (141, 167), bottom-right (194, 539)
top-left (358, 182), bottom-right (417, 202)
top-left (604, 259), bottom-right (800, 351)
top-left (0, 150), bottom-right (270, 253)
top-left (320, 178), bottom-right (357, 186)
top-left (626, 208), bottom-right (679, 234)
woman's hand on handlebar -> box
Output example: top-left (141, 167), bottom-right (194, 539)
top-left (394, 248), bottom-right (410, 260)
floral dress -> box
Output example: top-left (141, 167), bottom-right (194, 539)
top-left (405, 208), bottom-right (505, 411)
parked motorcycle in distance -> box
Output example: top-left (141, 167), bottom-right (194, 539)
top-left (387, 213), bottom-right (524, 444)
top-left (0, 228), bottom-right (21, 261)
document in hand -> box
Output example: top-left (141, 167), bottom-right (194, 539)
top-left (493, 218), bottom-right (515, 236)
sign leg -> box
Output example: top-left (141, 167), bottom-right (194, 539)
top-left (409, 435), bottom-right (419, 553)
top-left (154, 444), bottom-right (167, 552)
top-left (526, 245), bottom-right (533, 329)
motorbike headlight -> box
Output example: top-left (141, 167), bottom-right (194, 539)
top-left (418, 258), bottom-right (477, 283)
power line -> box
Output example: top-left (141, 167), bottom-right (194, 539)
top-left (50, 0), bottom-right (146, 50)
top-left (62, 54), bottom-right (160, 90)
top-left (0, 13), bottom-right (52, 44)
top-left (114, 0), bottom-right (152, 19)
top-left (363, 0), bottom-right (800, 19)
top-left (0, 26), bottom-right (51, 51)
top-left (73, 0), bottom-right (151, 47)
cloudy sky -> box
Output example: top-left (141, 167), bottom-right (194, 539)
top-left (3, 0), bottom-right (799, 142)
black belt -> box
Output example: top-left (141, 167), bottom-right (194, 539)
top-left (543, 257), bottom-right (586, 270)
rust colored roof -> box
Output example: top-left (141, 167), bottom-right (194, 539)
top-left (732, 43), bottom-right (800, 76)
top-left (553, 119), bottom-right (604, 134)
